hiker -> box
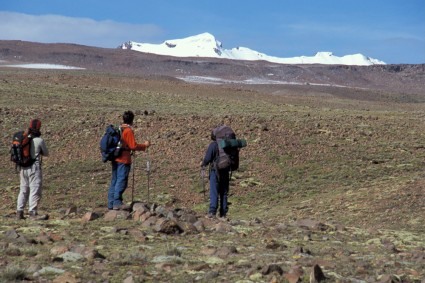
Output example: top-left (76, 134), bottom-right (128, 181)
top-left (16, 119), bottom-right (49, 220)
top-left (108, 110), bottom-right (150, 210)
top-left (201, 128), bottom-right (231, 219)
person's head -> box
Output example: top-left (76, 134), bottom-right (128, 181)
top-left (210, 129), bottom-right (216, 141)
top-left (123, 110), bottom-right (135, 125)
top-left (28, 119), bottom-right (42, 137)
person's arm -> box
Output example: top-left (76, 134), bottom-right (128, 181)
top-left (201, 142), bottom-right (217, 167)
top-left (123, 128), bottom-right (148, 151)
top-left (40, 139), bottom-right (49, 157)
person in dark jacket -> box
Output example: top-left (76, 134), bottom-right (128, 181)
top-left (201, 130), bottom-right (230, 219)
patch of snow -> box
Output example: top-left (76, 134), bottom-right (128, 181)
top-left (179, 75), bottom-right (364, 89)
top-left (1, 63), bottom-right (84, 70)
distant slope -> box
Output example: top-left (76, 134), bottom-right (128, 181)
top-left (0, 40), bottom-right (424, 96)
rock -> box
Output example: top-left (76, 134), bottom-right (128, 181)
top-left (292, 246), bottom-right (311, 255)
top-left (265, 240), bottom-right (286, 250)
top-left (104, 210), bottom-right (130, 221)
top-left (296, 219), bottom-right (329, 231)
top-left (132, 202), bottom-right (149, 214)
top-left (177, 221), bottom-right (199, 234)
top-left (193, 220), bottom-right (205, 232)
top-left (123, 275), bottom-right (136, 283)
top-left (70, 246), bottom-right (106, 260)
top-left (81, 212), bottom-right (100, 222)
top-left (179, 212), bottom-right (198, 224)
top-left (4, 229), bottom-right (19, 240)
top-left (249, 272), bottom-right (263, 281)
top-left (52, 272), bottom-right (79, 283)
top-left (26, 263), bottom-right (42, 274)
top-left (155, 205), bottom-right (169, 217)
top-left (50, 245), bottom-right (70, 256)
top-left (38, 266), bottom-right (65, 275)
top-left (377, 274), bottom-right (402, 283)
top-left (284, 272), bottom-right (302, 283)
top-left (47, 232), bottom-right (64, 242)
top-left (154, 219), bottom-right (183, 234)
top-left (140, 211), bottom-right (152, 222)
top-left (205, 271), bottom-right (220, 280)
top-left (132, 210), bottom-right (144, 221)
top-left (152, 255), bottom-right (183, 264)
top-left (262, 264), bottom-right (284, 275)
top-left (200, 246), bottom-right (217, 256)
top-left (215, 246), bottom-right (238, 258)
top-left (35, 232), bottom-right (54, 244)
top-left (128, 229), bottom-right (147, 242)
top-left (155, 262), bottom-right (176, 272)
top-left (310, 264), bottom-right (326, 283)
top-left (214, 222), bottom-right (234, 233)
top-left (141, 215), bottom-right (158, 227)
top-left (284, 265), bottom-right (304, 283)
top-left (65, 205), bottom-right (78, 216)
top-left (57, 251), bottom-right (84, 262)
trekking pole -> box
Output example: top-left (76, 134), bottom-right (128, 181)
top-left (131, 152), bottom-right (136, 203)
top-left (200, 166), bottom-right (206, 202)
top-left (146, 149), bottom-right (151, 205)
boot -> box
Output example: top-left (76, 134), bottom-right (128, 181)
top-left (29, 210), bottom-right (49, 221)
top-left (16, 210), bottom-right (24, 220)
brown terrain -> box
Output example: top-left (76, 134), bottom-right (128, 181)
top-left (0, 40), bottom-right (424, 282)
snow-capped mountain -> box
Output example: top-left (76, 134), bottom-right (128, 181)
top-left (120, 32), bottom-right (385, 66)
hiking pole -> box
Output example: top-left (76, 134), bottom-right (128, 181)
top-left (200, 166), bottom-right (206, 202)
top-left (146, 149), bottom-right (151, 205)
top-left (131, 152), bottom-right (136, 203)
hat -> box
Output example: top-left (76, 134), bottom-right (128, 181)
top-left (29, 119), bottom-right (42, 130)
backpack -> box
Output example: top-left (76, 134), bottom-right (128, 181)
top-left (213, 125), bottom-right (247, 171)
top-left (10, 131), bottom-right (35, 169)
top-left (100, 125), bottom-right (122, 162)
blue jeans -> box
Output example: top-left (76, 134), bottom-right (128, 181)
top-left (209, 169), bottom-right (230, 217)
top-left (108, 161), bottom-right (131, 209)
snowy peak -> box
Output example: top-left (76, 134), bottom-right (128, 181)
top-left (122, 32), bottom-right (224, 58)
top-left (121, 33), bottom-right (385, 66)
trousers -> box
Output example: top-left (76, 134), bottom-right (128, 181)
top-left (209, 169), bottom-right (230, 217)
top-left (17, 163), bottom-right (43, 213)
top-left (108, 161), bottom-right (131, 209)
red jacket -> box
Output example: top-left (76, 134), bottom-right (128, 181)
top-left (115, 124), bottom-right (147, 164)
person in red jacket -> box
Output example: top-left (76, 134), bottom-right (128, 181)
top-left (108, 111), bottom-right (150, 210)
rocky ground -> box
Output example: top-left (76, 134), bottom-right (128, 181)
top-left (0, 65), bottom-right (424, 282)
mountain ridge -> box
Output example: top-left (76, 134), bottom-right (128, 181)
top-left (121, 32), bottom-right (386, 66)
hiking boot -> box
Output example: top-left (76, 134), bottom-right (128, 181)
top-left (205, 213), bottom-right (216, 219)
top-left (113, 204), bottom-right (131, 211)
top-left (29, 211), bottom-right (49, 221)
top-left (16, 210), bottom-right (25, 220)
top-left (218, 216), bottom-right (229, 222)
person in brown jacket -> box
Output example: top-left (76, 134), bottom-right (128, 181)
top-left (108, 111), bottom-right (150, 210)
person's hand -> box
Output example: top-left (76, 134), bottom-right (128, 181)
top-left (144, 141), bottom-right (151, 148)
top-left (199, 161), bottom-right (203, 167)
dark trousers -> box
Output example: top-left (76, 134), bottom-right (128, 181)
top-left (209, 169), bottom-right (230, 217)
top-left (108, 161), bottom-right (131, 209)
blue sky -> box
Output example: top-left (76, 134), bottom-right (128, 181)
top-left (1, 0), bottom-right (424, 64)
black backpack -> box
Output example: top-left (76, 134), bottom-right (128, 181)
top-left (10, 131), bottom-right (36, 169)
top-left (213, 125), bottom-right (247, 171)
top-left (99, 125), bottom-right (122, 162)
